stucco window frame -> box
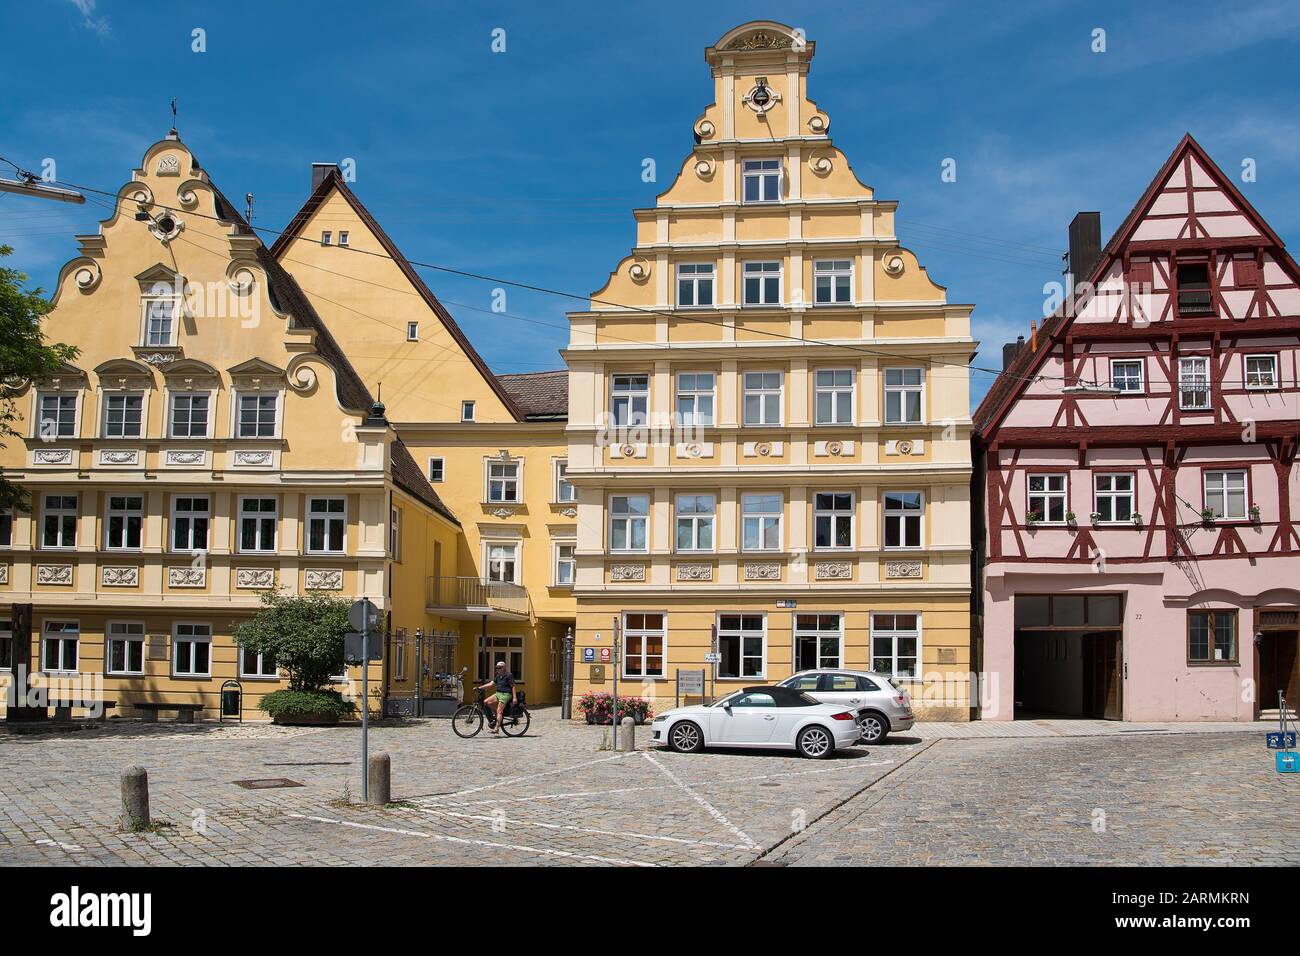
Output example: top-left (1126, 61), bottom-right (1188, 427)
top-left (608, 493), bottom-right (650, 554)
top-left (41, 619), bottom-right (80, 676)
top-left (99, 390), bottom-right (148, 440)
top-left (883, 367), bottom-right (926, 425)
top-left (1186, 609), bottom-right (1239, 666)
top-left (673, 492), bottom-right (717, 553)
top-left (305, 496), bottom-right (348, 556)
top-left (40, 493), bottom-right (78, 551)
top-left (482, 539), bottom-right (521, 586)
top-left (716, 612), bottom-right (767, 681)
top-left (812, 259), bottom-right (854, 306)
top-left (103, 493), bottom-right (145, 552)
top-left (741, 260), bottom-right (783, 307)
top-left (609, 373), bottom-right (650, 428)
top-left (869, 612), bottom-right (923, 684)
top-left (169, 494), bottom-right (211, 554)
top-left (813, 367), bottom-right (856, 426)
top-left (622, 611), bottom-right (667, 681)
top-left (236, 495), bottom-right (279, 554)
top-left (166, 388), bottom-right (215, 440)
top-left (741, 158), bottom-right (782, 204)
top-left (32, 389), bottom-right (81, 441)
top-left (139, 292), bottom-right (181, 348)
top-left (813, 491), bottom-right (856, 551)
top-left (553, 458), bottom-right (575, 504)
top-left (675, 262), bottom-right (716, 309)
top-left (239, 644), bottom-right (280, 681)
top-left (794, 613), bottom-right (844, 671)
top-left (428, 456), bottom-right (445, 483)
top-left (171, 621), bottom-right (213, 679)
top-left (105, 620), bottom-right (146, 677)
top-left (484, 456), bottom-right (523, 505)
top-left (552, 539), bottom-right (576, 588)
top-left (882, 490), bottom-right (924, 550)
top-left (742, 369), bottom-right (784, 426)
top-left (675, 371), bottom-right (716, 427)
top-left (232, 389), bottom-right (283, 440)
top-left (741, 492), bottom-right (783, 552)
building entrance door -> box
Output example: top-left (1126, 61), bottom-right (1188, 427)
top-left (1258, 630), bottom-right (1299, 715)
top-left (1081, 632), bottom-right (1122, 720)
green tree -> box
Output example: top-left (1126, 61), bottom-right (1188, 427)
top-left (0, 244), bottom-right (79, 511)
top-left (235, 589), bottom-right (350, 692)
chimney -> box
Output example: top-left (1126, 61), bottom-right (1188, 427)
top-left (311, 163), bottom-right (338, 191)
top-left (1068, 212), bottom-right (1102, 286)
top-left (1002, 335), bottom-right (1026, 370)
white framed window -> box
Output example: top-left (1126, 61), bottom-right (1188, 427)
top-left (609, 494), bottom-right (648, 552)
top-left (142, 295), bottom-right (178, 347)
top-left (393, 629), bottom-right (407, 682)
top-left (1027, 474), bottom-right (1068, 523)
top-left (0, 510), bottom-right (11, 549)
top-left (814, 492), bottom-right (854, 550)
top-left (1093, 473), bottom-right (1135, 523)
top-left (813, 260), bottom-right (853, 305)
top-left (461, 401), bottom-right (476, 422)
top-left (240, 644), bottom-right (278, 679)
top-left (338, 231), bottom-right (349, 247)
top-left (1110, 359), bottom-right (1144, 393)
top-left (676, 263), bottom-right (715, 308)
top-left (169, 392), bottom-right (210, 438)
top-left (171, 495), bottom-right (209, 552)
top-left (814, 368), bottom-right (855, 425)
top-left (553, 542), bottom-right (575, 586)
top-left (675, 372), bottom-right (715, 426)
top-left (674, 494), bottom-right (715, 552)
top-left (1245, 354), bottom-right (1278, 390)
top-left (102, 393), bottom-right (144, 439)
top-left (1204, 470), bottom-right (1247, 520)
top-left (742, 493), bottom-right (782, 551)
top-left (321, 231), bottom-right (332, 246)
top-left (1178, 356), bottom-right (1211, 410)
top-left (36, 392), bottom-right (78, 439)
top-left (238, 497), bottom-right (278, 553)
top-left (742, 158), bottom-right (781, 203)
top-left (428, 457), bottom-right (445, 482)
top-left (0, 619), bottom-right (12, 671)
top-left (407, 321), bottom-right (419, 341)
top-left (42, 620), bottom-right (79, 674)
top-left (306, 497), bottom-right (346, 554)
top-left (871, 613), bottom-right (920, 681)
top-left (41, 494), bottom-right (77, 550)
top-left (477, 635), bottom-right (523, 683)
top-left (610, 374), bottom-right (649, 427)
top-left (105, 494), bottom-right (144, 551)
top-left (622, 612), bottom-right (665, 679)
top-left (389, 506), bottom-right (402, 560)
top-left (106, 621), bottom-right (145, 676)
top-left (173, 622), bottom-right (212, 677)
top-left (717, 613), bottom-right (766, 679)
top-left (554, 460), bottom-right (575, 503)
top-left (742, 261), bottom-right (782, 305)
top-left (487, 460), bottom-right (521, 503)
top-left (743, 371), bottom-right (783, 425)
top-left (486, 542), bottom-right (519, 584)
top-left (795, 613), bottom-right (843, 670)
top-left (883, 491), bottom-right (923, 549)
top-left (236, 393), bottom-right (278, 438)
top-left (884, 367), bottom-right (925, 424)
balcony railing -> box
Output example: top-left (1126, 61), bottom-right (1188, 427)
top-left (426, 576), bottom-right (528, 616)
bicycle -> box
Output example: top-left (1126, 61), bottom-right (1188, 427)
top-left (451, 687), bottom-right (530, 738)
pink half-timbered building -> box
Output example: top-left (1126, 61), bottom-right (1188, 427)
top-left (974, 135), bottom-right (1300, 722)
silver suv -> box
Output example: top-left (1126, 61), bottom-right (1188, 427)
top-left (777, 669), bottom-right (914, 743)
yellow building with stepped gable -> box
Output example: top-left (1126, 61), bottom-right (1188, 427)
top-left (563, 21), bottom-right (977, 719)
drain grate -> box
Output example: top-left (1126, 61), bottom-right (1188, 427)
top-left (233, 778), bottom-right (305, 790)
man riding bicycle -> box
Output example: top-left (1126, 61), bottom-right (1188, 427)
top-left (477, 660), bottom-right (516, 736)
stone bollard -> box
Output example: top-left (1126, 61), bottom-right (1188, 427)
top-left (121, 765), bottom-right (150, 831)
top-left (367, 752), bottom-right (391, 805)
top-left (619, 716), bottom-right (636, 752)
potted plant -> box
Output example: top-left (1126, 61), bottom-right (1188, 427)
top-left (1200, 507), bottom-right (1217, 525)
top-left (1065, 510), bottom-right (1078, 527)
top-left (1026, 510), bottom-right (1042, 527)
top-left (235, 590), bottom-right (356, 725)
top-left (576, 692), bottom-right (655, 725)
top-left (1090, 511), bottom-right (1103, 525)
top-left (1249, 502), bottom-right (1261, 522)
top-left (1131, 511), bottom-right (1143, 527)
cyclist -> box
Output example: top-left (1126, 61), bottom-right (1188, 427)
top-left (477, 660), bottom-right (516, 735)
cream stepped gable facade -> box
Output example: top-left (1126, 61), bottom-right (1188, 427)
top-left (271, 166), bottom-right (573, 704)
top-left (564, 22), bottom-right (977, 718)
top-left (0, 132), bottom-right (463, 719)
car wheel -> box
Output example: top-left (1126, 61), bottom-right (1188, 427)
top-left (857, 712), bottom-right (889, 744)
top-left (796, 724), bottom-right (835, 759)
top-left (668, 720), bottom-right (705, 753)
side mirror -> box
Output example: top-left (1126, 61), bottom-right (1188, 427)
top-left (722, 702), bottom-right (732, 711)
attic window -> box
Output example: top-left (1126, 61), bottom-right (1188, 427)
top-left (321, 231), bottom-right (332, 246)
top-left (339, 231), bottom-right (349, 247)
top-left (461, 401), bottom-right (476, 422)
top-left (407, 322), bottom-right (419, 342)
top-left (1176, 263), bottom-right (1213, 316)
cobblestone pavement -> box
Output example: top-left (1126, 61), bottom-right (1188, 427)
top-left (765, 733), bottom-right (1300, 866)
top-left (2, 713), bottom-right (1292, 866)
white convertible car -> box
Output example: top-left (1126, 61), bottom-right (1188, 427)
top-left (650, 685), bottom-right (862, 758)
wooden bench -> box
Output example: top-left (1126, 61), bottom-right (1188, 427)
top-left (134, 702), bottom-right (204, 724)
top-left (49, 700), bottom-right (116, 722)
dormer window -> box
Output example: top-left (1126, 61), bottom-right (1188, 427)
top-left (338, 231), bottom-right (349, 247)
top-left (1176, 263), bottom-right (1213, 316)
top-left (321, 231), bottom-right (332, 246)
top-left (142, 295), bottom-right (178, 347)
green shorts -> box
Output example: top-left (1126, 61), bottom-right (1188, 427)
top-left (494, 692), bottom-right (511, 704)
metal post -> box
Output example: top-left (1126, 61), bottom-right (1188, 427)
top-left (561, 626), bottom-right (574, 720)
top-left (415, 628), bottom-right (423, 718)
top-left (611, 616), bottom-right (620, 750)
top-left (361, 625), bottom-right (369, 802)
top-left (709, 623), bottom-right (718, 704)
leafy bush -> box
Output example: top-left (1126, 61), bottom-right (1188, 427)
top-left (234, 590), bottom-right (350, 692)
top-left (576, 693), bottom-right (654, 724)
top-left (258, 689), bottom-right (355, 722)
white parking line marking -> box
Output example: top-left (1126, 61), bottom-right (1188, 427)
top-left (286, 813), bottom-right (654, 867)
top-left (641, 752), bottom-right (760, 850)
top-left (34, 838), bottom-right (83, 852)
top-left (401, 806), bottom-right (751, 851)
top-left (431, 753), bottom-right (629, 799)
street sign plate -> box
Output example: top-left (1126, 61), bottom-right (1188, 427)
top-left (1267, 732), bottom-right (1298, 749)
top-left (348, 598), bottom-right (380, 634)
top-left (677, 669), bottom-right (705, 695)
top-left (582, 647), bottom-right (596, 663)
top-left (776, 599), bottom-right (797, 609)
top-left (1276, 751), bottom-right (1299, 773)
top-left (600, 647), bottom-right (611, 662)
top-left (344, 632), bottom-right (383, 663)
top-left (703, 652), bottom-right (721, 664)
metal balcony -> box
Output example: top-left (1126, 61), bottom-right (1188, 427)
top-left (425, 576), bottom-right (529, 620)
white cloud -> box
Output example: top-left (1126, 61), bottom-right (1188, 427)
top-left (68, 0), bottom-right (110, 37)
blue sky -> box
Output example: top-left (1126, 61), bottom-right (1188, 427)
top-left (3, 0), bottom-right (1299, 404)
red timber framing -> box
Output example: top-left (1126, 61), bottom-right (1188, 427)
top-left (975, 135), bottom-right (1300, 570)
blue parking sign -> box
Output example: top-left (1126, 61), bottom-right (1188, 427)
top-left (1277, 751), bottom-right (1300, 774)
top-left (1266, 732), bottom-right (1297, 749)
top-left (582, 647), bottom-right (595, 663)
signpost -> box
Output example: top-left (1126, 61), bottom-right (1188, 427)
top-left (348, 598), bottom-right (381, 801)
top-left (611, 616), bottom-right (621, 750)
top-left (1272, 692), bottom-right (1298, 774)
top-left (676, 668), bottom-right (705, 708)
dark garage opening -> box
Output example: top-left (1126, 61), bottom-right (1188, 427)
top-left (1013, 593), bottom-right (1124, 720)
